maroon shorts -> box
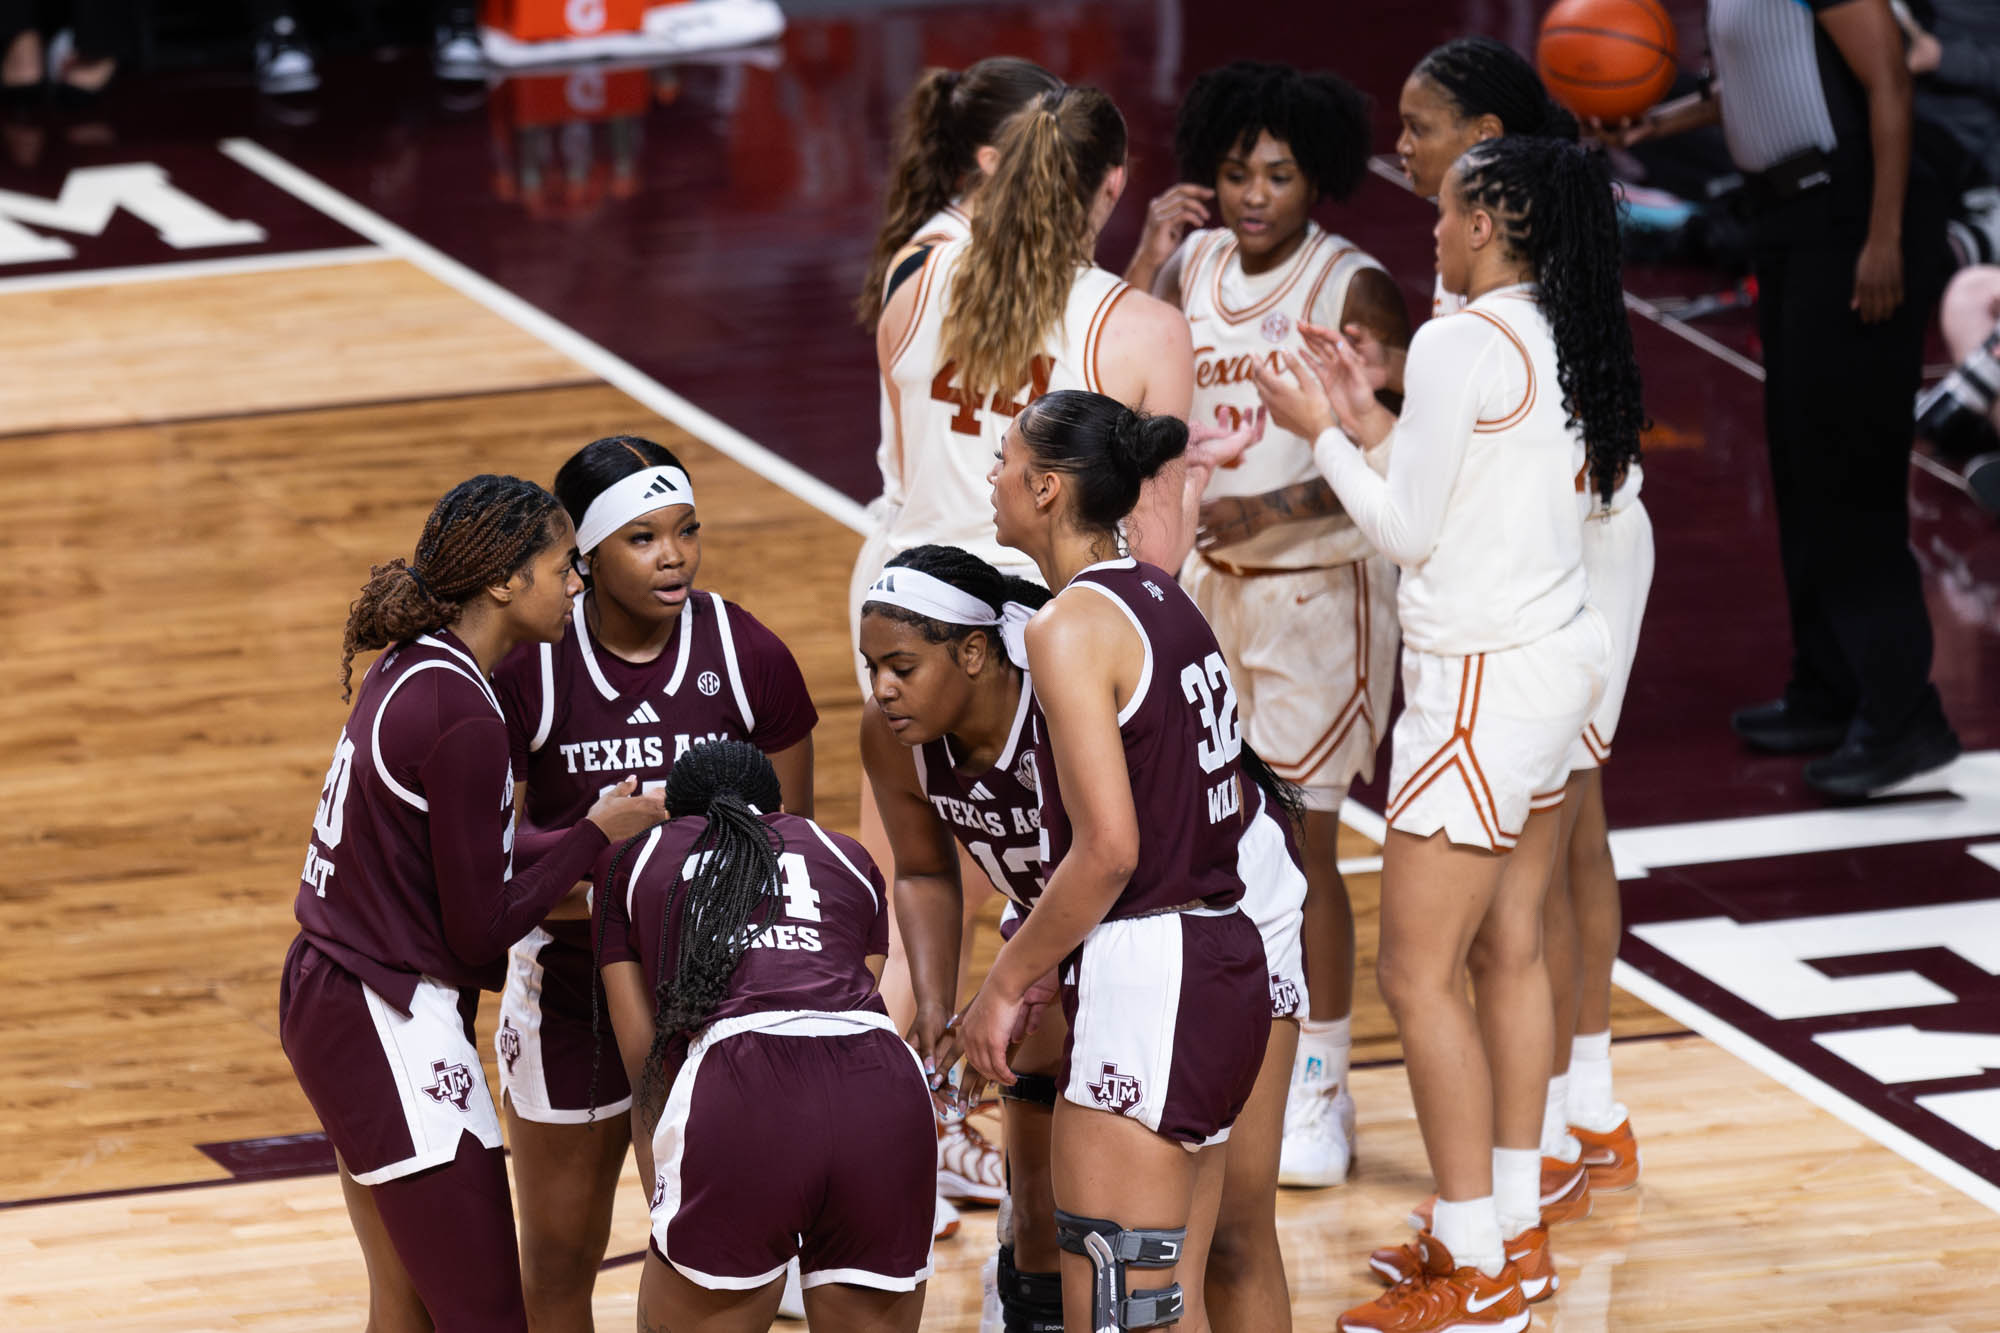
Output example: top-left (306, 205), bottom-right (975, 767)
top-left (649, 1017), bottom-right (935, 1291)
top-left (279, 935), bottom-right (504, 1184)
top-left (1060, 907), bottom-right (1270, 1147)
top-left (497, 919), bottom-right (631, 1122)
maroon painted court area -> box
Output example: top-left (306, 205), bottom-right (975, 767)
top-left (2, 1), bottom-right (1996, 1197)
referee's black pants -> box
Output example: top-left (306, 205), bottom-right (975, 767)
top-left (1750, 161), bottom-right (1951, 745)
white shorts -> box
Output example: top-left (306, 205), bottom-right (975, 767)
top-left (1183, 552), bottom-right (1399, 811)
top-left (1386, 608), bottom-right (1611, 853)
top-left (1237, 799), bottom-right (1310, 1020)
top-left (496, 926), bottom-right (633, 1124)
top-left (1569, 501), bottom-right (1655, 771)
top-left (1061, 906), bottom-right (1271, 1149)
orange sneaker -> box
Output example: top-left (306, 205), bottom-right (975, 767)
top-left (1571, 1116), bottom-right (1641, 1192)
top-left (1338, 1233), bottom-right (1530, 1333)
top-left (1504, 1224), bottom-right (1558, 1303)
top-left (1368, 1238), bottom-right (1423, 1285)
top-left (1539, 1154), bottom-right (1591, 1224)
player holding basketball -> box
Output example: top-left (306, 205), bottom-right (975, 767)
top-left (488, 436), bottom-right (817, 1331)
top-left (860, 540), bottom-right (1313, 1333)
top-left (1125, 59), bottom-right (1411, 1197)
top-left (1386, 35), bottom-right (1655, 1212)
top-left (1255, 133), bottom-right (1640, 1332)
top-left (280, 475), bottom-right (664, 1332)
top-left (595, 741), bottom-right (935, 1333)
top-left (942, 390), bottom-right (1278, 1333)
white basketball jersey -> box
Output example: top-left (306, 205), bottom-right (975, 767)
top-left (883, 237), bottom-right (1131, 573)
top-left (873, 202), bottom-right (974, 510)
top-left (1434, 275), bottom-right (1646, 519)
top-left (1181, 222), bottom-right (1388, 571)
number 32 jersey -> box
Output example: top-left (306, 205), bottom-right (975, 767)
top-left (882, 237), bottom-right (1131, 574)
top-left (1032, 559), bottom-right (1254, 919)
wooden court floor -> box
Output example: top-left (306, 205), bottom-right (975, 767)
top-left (3, 253), bottom-right (1998, 1329)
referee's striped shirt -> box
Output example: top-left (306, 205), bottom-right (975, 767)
top-left (1709, 0), bottom-right (1868, 172)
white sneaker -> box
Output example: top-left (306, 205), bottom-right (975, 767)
top-left (775, 1257), bottom-right (805, 1320)
top-left (939, 1116), bottom-right (1007, 1204)
top-left (935, 1192), bottom-right (961, 1240)
top-left (1277, 1082), bottom-right (1356, 1187)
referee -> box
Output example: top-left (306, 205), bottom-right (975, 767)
top-left (1627, 0), bottom-right (1960, 798)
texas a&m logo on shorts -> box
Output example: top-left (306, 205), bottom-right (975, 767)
top-left (1270, 973), bottom-right (1302, 1018)
top-left (498, 1018), bottom-right (522, 1074)
top-left (1087, 1062), bottom-right (1143, 1115)
top-left (422, 1059), bottom-right (478, 1112)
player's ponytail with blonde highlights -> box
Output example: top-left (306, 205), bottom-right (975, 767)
top-left (940, 86), bottom-right (1127, 397)
top-left (857, 58), bottom-right (1064, 331)
top-left (338, 474), bottom-right (565, 699)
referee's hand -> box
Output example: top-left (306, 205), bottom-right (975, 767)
top-left (1852, 235), bottom-right (1904, 324)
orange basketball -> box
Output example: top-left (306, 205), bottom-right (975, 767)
top-left (1536, 0), bottom-right (1679, 123)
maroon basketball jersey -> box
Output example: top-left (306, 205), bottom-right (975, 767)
top-left (493, 591), bottom-right (817, 840)
top-left (1033, 559), bottom-right (1251, 917)
top-left (292, 632), bottom-right (610, 1011)
top-left (915, 678), bottom-right (1047, 908)
top-left (596, 812), bottom-right (890, 1026)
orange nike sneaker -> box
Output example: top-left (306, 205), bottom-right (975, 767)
top-left (1368, 1238), bottom-right (1423, 1286)
top-left (1504, 1224), bottom-right (1559, 1303)
top-left (1571, 1116), bottom-right (1641, 1192)
top-left (1338, 1233), bottom-right (1530, 1333)
top-left (1539, 1154), bottom-right (1592, 1224)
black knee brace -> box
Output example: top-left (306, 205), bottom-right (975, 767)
top-left (1053, 1209), bottom-right (1186, 1330)
top-left (1001, 1072), bottom-right (1059, 1109)
top-left (995, 1243), bottom-right (1064, 1333)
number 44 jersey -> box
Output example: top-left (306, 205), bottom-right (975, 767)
top-left (1032, 559), bottom-right (1254, 919)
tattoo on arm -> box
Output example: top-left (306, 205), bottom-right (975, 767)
top-left (639, 1308), bottom-right (674, 1333)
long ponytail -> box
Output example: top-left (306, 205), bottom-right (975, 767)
top-left (940, 86), bottom-right (1126, 397)
top-left (857, 58), bottom-right (1064, 330)
top-left (1456, 137), bottom-right (1644, 501)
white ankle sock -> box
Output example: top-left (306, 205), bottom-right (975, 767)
top-left (1492, 1147), bottom-right (1541, 1240)
top-left (1297, 1015), bottom-right (1351, 1090)
top-left (1568, 1030), bottom-right (1620, 1129)
top-left (1431, 1195), bottom-right (1504, 1278)
top-left (1541, 1074), bottom-right (1581, 1160)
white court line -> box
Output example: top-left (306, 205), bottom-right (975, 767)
top-left (1611, 960), bottom-right (2000, 1216)
top-left (218, 138), bottom-right (872, 536)
top-left (0, 244), bottom-right (389, 296)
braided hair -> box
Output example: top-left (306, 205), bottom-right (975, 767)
top-left (596, 740), bottom-right (787, 1123)
top-left (1455, 137), bottom-right (1644, 502)
top-left (864, 544), bottom-right (1050, 660)
top-left (1173, 61), bottom-right (1371, 203)
top-left (338, 474), bottom-right (565, 699)
top-left (1416, 36), bottom-right (1578, 141)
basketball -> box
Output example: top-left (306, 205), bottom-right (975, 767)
top-left (1536, 0), bottom-right (1679, 123)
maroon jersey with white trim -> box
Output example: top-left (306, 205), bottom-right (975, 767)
top-left (915, 677), bottom-right (1047, 908)
top-left (292, 631), bottom-right (609, 1011)
top-left (493, 591), bottom-right (817, 839)
top-left (595, 812), bottom-right (889, 1025)
top-left (1033, 559), bottom-right (1251, 917)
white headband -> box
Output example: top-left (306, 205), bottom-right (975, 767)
top-left (575, 466), bottom-right (696, 554)
top-left (865, 567), bottom-right (1035, 668)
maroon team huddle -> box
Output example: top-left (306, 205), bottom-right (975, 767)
top-left (282, 35), bottom-right (1647, 1333)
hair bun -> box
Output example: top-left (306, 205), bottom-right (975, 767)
top-left (1108, 409), bottom-right (1189, 484)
